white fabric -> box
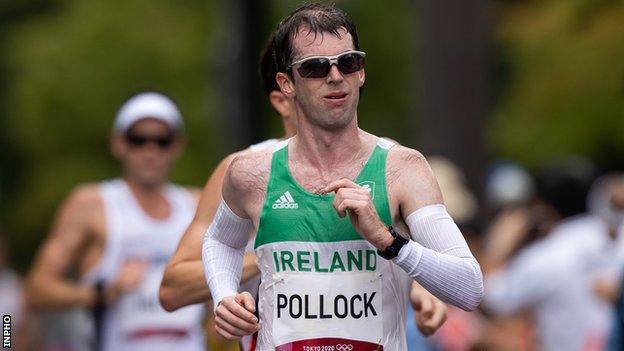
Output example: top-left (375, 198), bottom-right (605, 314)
top-left (85, 179), bottom-right (204, 351)
top-left (378, 137), bottom-right (396, 150)
top-left (113, 92), bottom-right (183, 133)
top-left (254, 242), bottom-right (412, 351)
top-left (248, 138), bottom-right (279, 152)
top-left (393, 204), bottom-right (484, 311)
top-left (0, 269), bottom-right (23, 327)
top-left (485, 215), bottom-right (616, 351)
top-left (38, 309), bottom-right (94, 351)
top-left (202, 199), bottom-right (253, 308)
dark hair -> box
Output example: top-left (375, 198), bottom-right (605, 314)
top-left (273, 2), bottom-right (360, 74)
top-left (259, 34), bottom-right (279, 95)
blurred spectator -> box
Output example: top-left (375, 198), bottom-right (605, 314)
top-left (537, 157), bottom-right (597, 219)
top-left (482, 172), bottom-right (624, 351)
top-left (429, 157), bottom-right (478, 226)
top-left (424, 156), bottom-right (483, 351)
top-left (0, 234), bottom-right (24, 333)
top-left (607, 273), bottom-right (624, 351)
top-left (0, 233), bottom-right (33, 350)
top-left (484, 161), bottom-right (535, 213)
top-left (24, 93), bottom-right (206, 351)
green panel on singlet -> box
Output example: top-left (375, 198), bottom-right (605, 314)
top-left (254, 142), bottom-right (393, 249)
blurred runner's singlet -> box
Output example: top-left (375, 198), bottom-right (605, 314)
top-left (253, 138), bottom-right (412, 351)
top-left (84, 179), bottom-right (205, 351)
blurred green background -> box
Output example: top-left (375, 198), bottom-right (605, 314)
top-left (1, 0), bottom-right (623, 270)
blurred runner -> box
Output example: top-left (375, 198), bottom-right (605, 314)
top-left (25, 92), bottom-right (205, 351)
top-left (203, 3), bottom-right (482, 350)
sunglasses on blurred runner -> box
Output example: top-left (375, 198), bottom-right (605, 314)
top-left (287, 50), bottom-right (366, 78)
top-left (125, 132), bottom-right (174, 149)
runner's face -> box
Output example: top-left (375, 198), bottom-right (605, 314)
top-left (289, 27), bottom-right (365, 131)
top-left (112, 119), bottom-right (183, 186)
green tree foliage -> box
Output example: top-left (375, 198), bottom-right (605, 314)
top-left (1, 0), bottom-right (217, 268)
top-left (490, 0), bottom-right (624, 167)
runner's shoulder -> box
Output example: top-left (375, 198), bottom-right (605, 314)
top-left (60, 182), bottom-right (105, 218)
top-left (68, 183), bottom-right (103, 206)
top-left (226, 147), bottom-right (272, 192)
top-left (387, 145), bottom-right (429, 171)
top-left (386, 145), bottom-right (439, 191)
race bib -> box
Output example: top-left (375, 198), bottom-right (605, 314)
top-left (272, 271), bottom-right (384, 350)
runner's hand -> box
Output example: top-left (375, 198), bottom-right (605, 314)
top-left (410, 284), bottom-right (447, 336)
top-left (214, 292), bottom-right (260, 340)
top-left (323, 179), bottom-right (391, 250)
top-left (105, 258), bottom-right (148, 303)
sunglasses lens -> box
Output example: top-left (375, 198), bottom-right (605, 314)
top-left (156, 137), bottom-right (173, 148)
top-left (337, 53), bottom-right (365, 75)
top-left (297, 58), bottom-right (331, 78)
top-left (126, 134), bottom-right (173, 149)
top-left (126, 135), bottom-right (147, 147)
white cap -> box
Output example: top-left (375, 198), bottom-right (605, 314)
top-left (113, 92), bottom-right (184, 133)
top-left (485, 162), bottom-right (535, 208)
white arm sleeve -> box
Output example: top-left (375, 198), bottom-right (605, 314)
top-left (202, 199), bottom-right (253, 308)
top-left (393, 204), bottom-right (484, 311)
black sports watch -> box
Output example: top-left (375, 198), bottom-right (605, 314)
top-left (377, 226), bottom-right (409, 260)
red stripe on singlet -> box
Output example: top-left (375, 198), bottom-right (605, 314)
top-left (126, 328), bottom-right (189, 340)
top-left (249, 332), bottom-right (258, 351)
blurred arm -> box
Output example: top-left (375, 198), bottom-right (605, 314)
top-left (160, 154), bottom-right (259, 312)
top-left (410, 281), bottom-right (447, 336)
top-left (481, 208), bottom-right (532, 273)
top-left (25, 185), bottom-right (101, 309)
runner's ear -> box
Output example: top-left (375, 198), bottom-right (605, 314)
top-left (358, 68), bottom-right (365, 87)
top-left (269, 91), bottom-right (290, 118)
top-left (109, 133), bottom-right (125, 160)
top-left (276, 72), bottom-right (295, 98)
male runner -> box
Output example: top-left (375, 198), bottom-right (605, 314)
top-left (26, 92), bottom-right (205, 351)
top-left (203, 3), bottom-right (483, 350)
top-left (161, 37), bottom-right (446, 349)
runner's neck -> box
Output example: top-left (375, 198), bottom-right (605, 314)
top-left (122, 177), bottom-right (172, 220)
top-left (292, 122), bottom-right (369, 172)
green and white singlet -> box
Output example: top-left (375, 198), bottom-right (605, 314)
top-left (253, 138), bottom-right (411, 351)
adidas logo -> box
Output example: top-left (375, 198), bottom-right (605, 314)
top-left (272, 191), bottom-right (299, 209)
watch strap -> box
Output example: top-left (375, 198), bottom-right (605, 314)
top-left (377, 226), bottom-right (409, 260)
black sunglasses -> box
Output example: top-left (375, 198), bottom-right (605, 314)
top-left (287, 50), bottom-right (366, 79)
top-left (125, 132), bottom-right (174, 149)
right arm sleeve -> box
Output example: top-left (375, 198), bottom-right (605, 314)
top-left (202, 199), bottom-right (253, 308)
top-left (392, 204), bottom-right (484, 311)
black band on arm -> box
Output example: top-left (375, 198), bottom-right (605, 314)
top-left (377, 226), bottom-right (409, 260)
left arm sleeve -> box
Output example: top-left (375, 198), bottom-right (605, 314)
top-left (201, 200), bottom-right (253, 308)
top-left (392, 204), bottom-right (484, 311)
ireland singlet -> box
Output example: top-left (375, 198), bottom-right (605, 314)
top-left (253, 138), bottom-right (411, 351)
top-left (84, 179), bottom-right (205, 351)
